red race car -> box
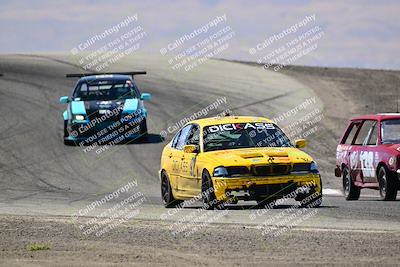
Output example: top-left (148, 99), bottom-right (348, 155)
top-left (335, 113), bottom-right (400, 201)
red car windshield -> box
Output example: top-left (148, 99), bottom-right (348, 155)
top-left (381, 119), bottom-right (400, 144)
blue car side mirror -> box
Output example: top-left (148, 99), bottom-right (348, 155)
top-left (59, 96), bottom-right (69, 104)
top-left (140, 93), bottom-right (152, 101)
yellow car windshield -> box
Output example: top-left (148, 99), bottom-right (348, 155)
top-left (203, 122), bottom-right (292, 152)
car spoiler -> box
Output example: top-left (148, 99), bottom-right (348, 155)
top-left (66, 71), bottom-right (147, 78)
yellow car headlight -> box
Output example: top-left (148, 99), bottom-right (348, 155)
top-left (213, 166), bottom-right (228, 177)
top-left (310, 161), bottom-right (319, 174)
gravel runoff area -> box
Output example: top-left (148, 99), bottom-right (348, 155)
top-left (0, 215), bottom-right (399, 266)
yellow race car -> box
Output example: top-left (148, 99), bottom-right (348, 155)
top-left (159, 116), bottom-right (322, 209)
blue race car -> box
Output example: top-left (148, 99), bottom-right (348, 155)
top-left (60, 72), bottom-right (151, 145)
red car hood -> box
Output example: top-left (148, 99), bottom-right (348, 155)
top-left (382, 143), bottom-right (400, 153)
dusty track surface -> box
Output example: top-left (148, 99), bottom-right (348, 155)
top-left (0, 54), bottom-right (399, 266)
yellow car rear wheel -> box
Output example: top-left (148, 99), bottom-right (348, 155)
top-left (161, 171), bottom-right (182, 208)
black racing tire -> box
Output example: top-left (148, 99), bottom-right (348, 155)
top-left (161, 171), bottom-right (182, 208)
top-left (201, 170), bottom-right (218, 210)
top-left (299, 176), bottom-right (322, 208)
top-left (63, 139), bottom-right (75, 146)
top-left (63, 120), bottom-right (74, 146)
top-left (343, 167), bottom-right (360, 200)
top-left (63, 120), bottom-right (68, 138)
top-left (63, 139), bottom-right (74, 146)
top-left (378, 166), bottom-right (398, 201)
top-left (140, 118), bottom-right (148, 136)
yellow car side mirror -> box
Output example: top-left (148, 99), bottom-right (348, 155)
top-left (183, 144), bottom-right (198, 153)
top-left (295, 139), bottom-right (306, 148)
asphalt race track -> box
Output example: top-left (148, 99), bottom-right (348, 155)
top-left (0, 53), bottom-right (399, 266)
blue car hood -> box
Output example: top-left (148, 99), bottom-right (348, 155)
top-left (71, 99), bottom-right (139, 115)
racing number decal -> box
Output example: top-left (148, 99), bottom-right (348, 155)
top-left (181, 159), bottom-right (188, 172)
top-left (172, 159), bottom-right (180, 172)
top-left (359, 151), bottom-right (374, 177)
top-left (190, 156), bottom-right (197, 177)
top-left (350, 151), bottom-right (359, 170)
top-left (179, 156), bottom-right (197, 177)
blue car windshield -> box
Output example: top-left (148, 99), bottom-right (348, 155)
top-left (73, 80), bottom-right (139, 101)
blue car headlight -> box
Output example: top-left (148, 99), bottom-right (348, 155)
top-left (213, 166), bottom-right (228, 177)
top-left (310, 161), bottom-right (319, 173)
top-left (73, 114), bottom-right (86, 121)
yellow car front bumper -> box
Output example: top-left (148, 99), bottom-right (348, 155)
top-left (212, 174), bottom-right (321, 202)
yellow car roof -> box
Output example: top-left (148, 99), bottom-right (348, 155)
top-left (189, 116), bottom-right (274, 127)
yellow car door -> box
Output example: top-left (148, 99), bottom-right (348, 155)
top-left (172, 124), bottom-right (193, 196)
top-left (162, 132), bottom-right (181, 190)
top-left (179, 124), bottom-right (201, 197)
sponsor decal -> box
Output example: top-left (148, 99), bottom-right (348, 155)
top-left (350, 151), bottom-right (358, 170)
top-left (208, 122), bottom-right (275, 133)
top-left (360, 151), bottom-right (374, 177)
top-left (98, 101), bottom-right (113, 108)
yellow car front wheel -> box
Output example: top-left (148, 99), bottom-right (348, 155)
top-left (299, 176), bottom-right (323, 208)
top-left (201, 170), bottom-right (221, 210)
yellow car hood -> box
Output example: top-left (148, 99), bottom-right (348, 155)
top-left (203, 147), bottom-right (313, 166)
